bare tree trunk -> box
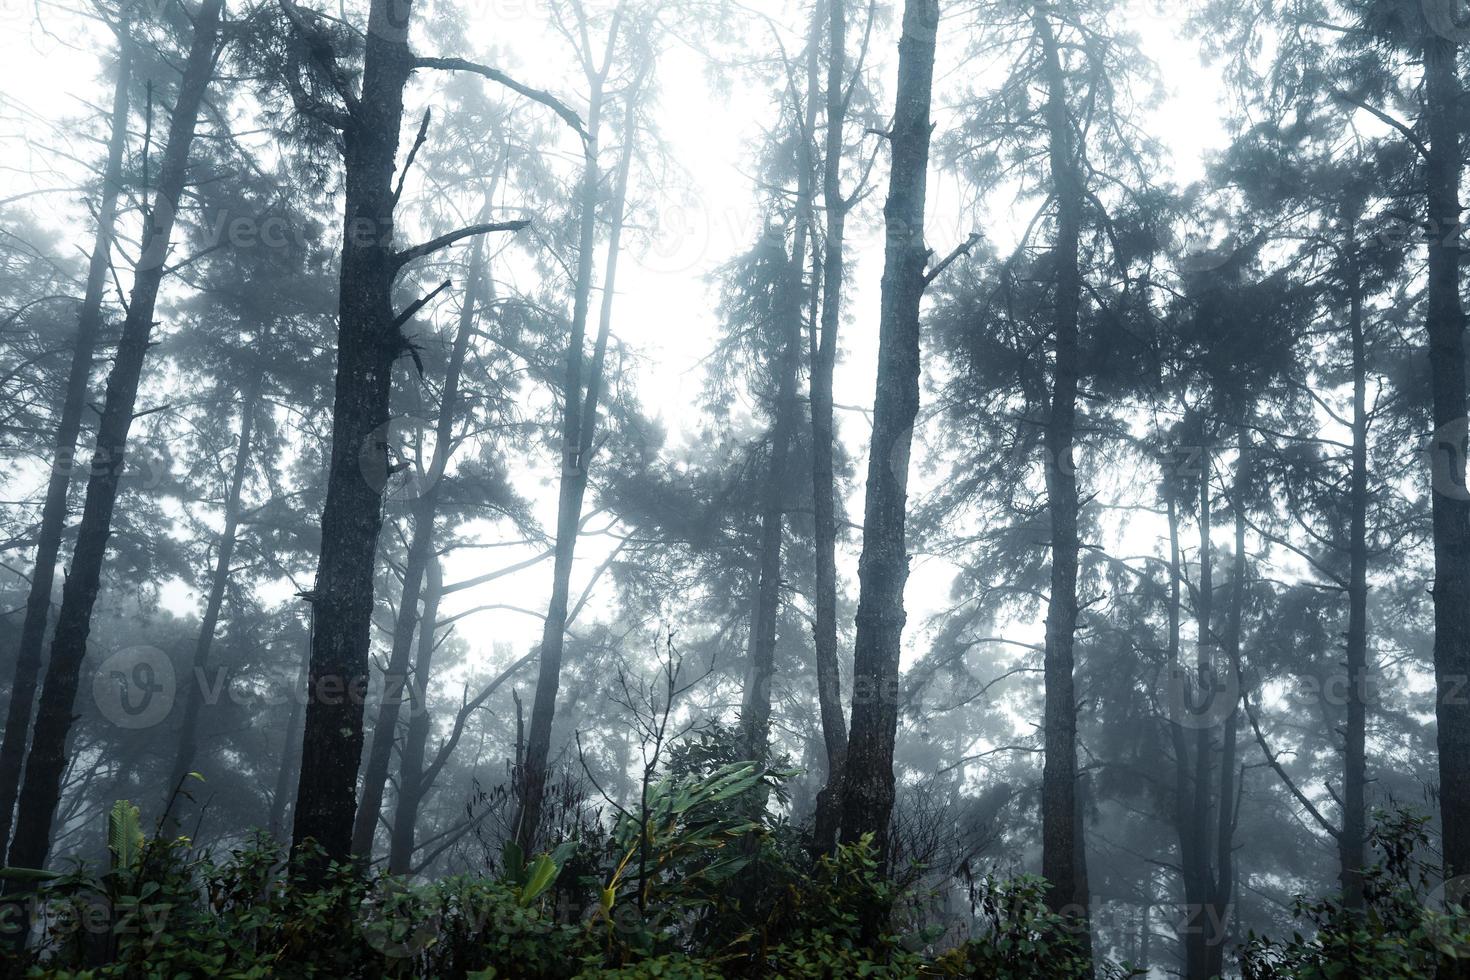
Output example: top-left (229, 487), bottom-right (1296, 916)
top-left (348, 496), bottom-right (431, 861)
top-left (837, 0), bottom-right (939, 887)
top-left (513, 65), bottom-right (604, 855)
top-left (1341, 209), bottom-right (1368, 910)
top-left (268, 625), bottom-right (311, 842)
top-left (810, 0), bottom-right (850, 853)
top-left (1424, 18), bottom-right (1470, 916)
top-left (1183, 449), bottom-right (1214, 980)
top-left (1162, 464), bottom-right (1197, 971)
top-left (165, 376), bottom-right (261, 818)
top-left (516, 60), bottom-right (642, 851)
top-left (3, 0), bottom-right (224, 889)
top-left (1034, 4), bottom-right (1090, 950)
top-left (1139, 892), bottom-right (1151, 972)
top-left (0, 24), bottom-right (132, 856)
top-left (1203, 430), bottom-right (1249, 980)
top-left (351, 231), bottom-right (485, 861)
top-left (740, 22), bottom-right (819, 764)
top-left (290, 0), bottom-right (420, 867)
top-left (388, 553), bottom-right (441, 875)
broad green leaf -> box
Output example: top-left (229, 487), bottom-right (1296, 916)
top-left (500, 839), bottom-right (525, 886)
top-left (108, 799), bottom-right (144, 871)
top-left (0, 866), bottom-right (61, 882)
top-left (517, 854), bottom-right (561, 907)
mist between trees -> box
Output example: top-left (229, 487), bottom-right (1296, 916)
top-left (0, 0), bottom-right (1469, 977)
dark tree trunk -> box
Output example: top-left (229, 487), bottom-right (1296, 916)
top-left (1169, 435), bottom-right (1246, 980)
top-left (388, 553), bottom-right (441, 875)
top-left (513, 70), bottom-right (603, 855)
top-left (348, 494), bottom-right (432, 861)
top-left (740, 26), bottom-right (818, 763)
top-left (1163, 443), bottom-right (1210, 980)
top-left (837, 0), bottom-right (939, 877)
top-left (0, 25), bottom-right (132, 856)
top-left (1163, 472), bottom-right (1196, 965)
top-left (1034, 4), bottom-right (1090, 948)
top-left (1134, 899), bottom-right (1146, 975)
top-left (165, 377), bottom-right (261, 819)
top-left (1182, 449), bottom-right (1215, 980)
top-left (1203, 430), bottom-right (1249, 980)
top-left (810, 0), bottom-right (850, 854)
top-left (268, 626), bottom-right (311, 842)
top-left (2, 0), bottom-right (223, 889)
top-left (1341, 209), bottom-right (1369, 910)
top-left (351, 231), bottom-right (484, 861)
top-left (516, 63), bottom-right (640, 851)
top-left (1423, 25), bottom-right (1470, 898)
top-left (291, 0), bottom-right (419, 867)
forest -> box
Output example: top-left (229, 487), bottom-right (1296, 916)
top-left (0, 0), bottom-right (1467, 975)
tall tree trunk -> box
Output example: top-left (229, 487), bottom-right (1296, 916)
top-left (1139, 892), bottom-right (1151, 972)
top-left (0, 25), bottom-right (133, 856)
top-left (1162, 462), bottom-right (1198, 970)
top-left (810, 0), bottom-right (849, 853)
top-left (3, 0), bottom-right (223, 889)
top-left (1341, 209), bottom-right (1368, 910)
top-left (291, 0), bottom-right (425, 866)
top-left (1034, 4), bottom-right (1090, 948)
top-left (837, 0), bottom-right (939, 878)
top-left (740, 23), bottom-right (819, 763)
top-left (348, 495), bottom-right (432, 861)
top-left (513, 71), bottom-right (603, 856)
top-left (269, 624), bottom-right (311, 842)
top-left (516, 63), bottom-right (641, 851)
top-left (1184, 448), bottom-right (1214, 980)
top-left (350, 231), bottom-right (485, 861)
top-left (1424, 18), bottom-right (1470, 902)
top-left (1203, 430), bottom-right (1249, 980)
top-left (164, 376), bottom-right (261, 820)
top-left (388, 552), bottom-right (441, 875)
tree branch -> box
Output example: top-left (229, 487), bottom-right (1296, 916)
top-left (923, 232), bottom-right (983, 287)
top-left (392, 109), bottom-right (431, 208)
top-left (413, 56), bottom-right (588, 143)
top-left (392, 279), bottom-right (452, 330)
top-left (418, 650), bottom-right (538, 794)
top-left (1332, 90), bottom-right (1428, 159)
top-left (393, 220), bottom-right (530, 271)
top-left (1243, 689), bottom-right (1342, 840)
top-left (441, 547), bottom-right (556, 596)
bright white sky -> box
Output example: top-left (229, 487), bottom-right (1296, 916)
top-left (0, 0), bottom-right (1233, 674)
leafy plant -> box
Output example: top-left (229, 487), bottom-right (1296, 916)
top-left (1239, 807), bottom-right (1470, 980)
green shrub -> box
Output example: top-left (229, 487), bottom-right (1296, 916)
top-left (35, 788), bottom-right (1451, 978)
top-left (1239, 808), bottom-right (1470, 980)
